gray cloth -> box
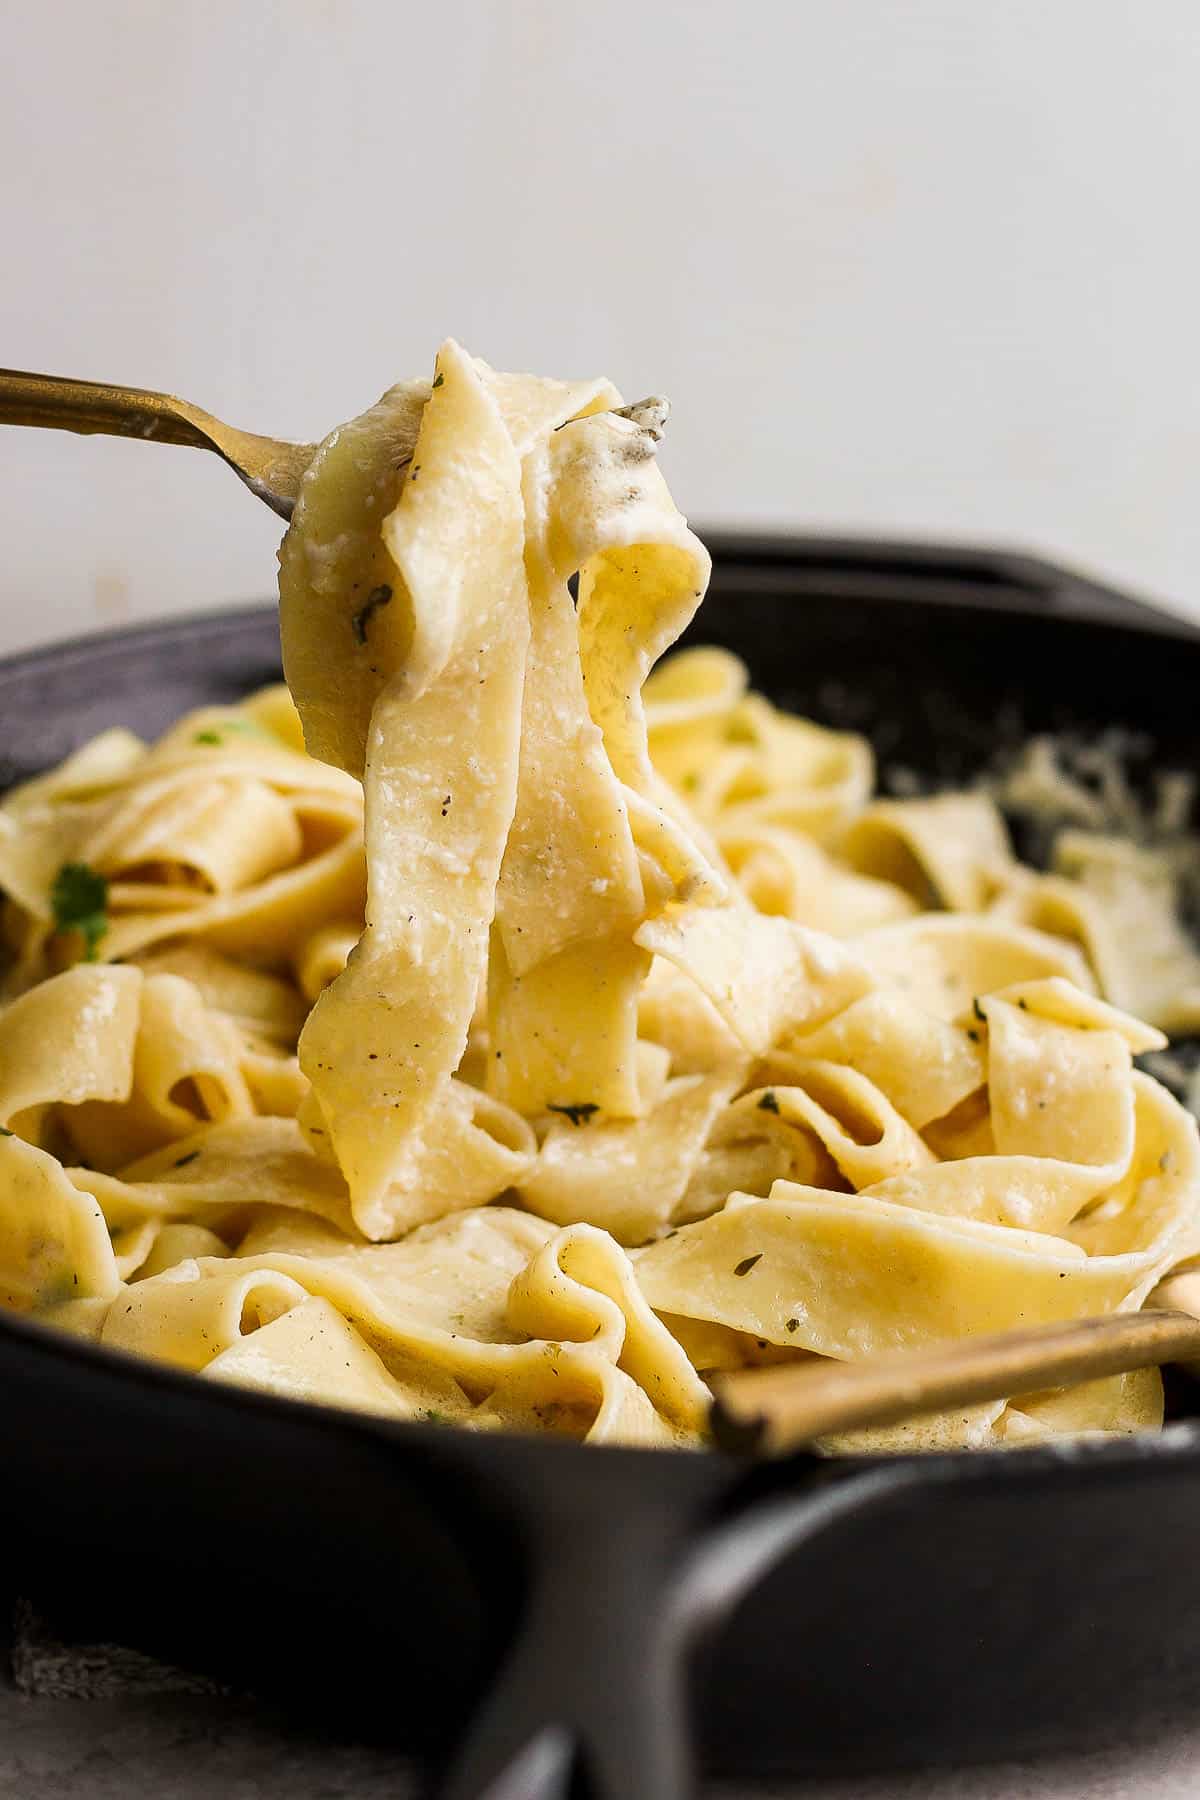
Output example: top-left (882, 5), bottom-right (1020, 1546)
top-left (9, 1600), bottom-right (228, 1702)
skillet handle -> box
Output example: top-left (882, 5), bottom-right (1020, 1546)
top-left (432, 1493), bottom-right (696, 1800)
top-left (429, 1455), bottom-right (918, 1799)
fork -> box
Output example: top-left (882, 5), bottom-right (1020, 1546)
top-left (0, 367), bottom-right (314, 519)
top-left (712, 1269), bottom-right (1200, 1455)
top-left (0, 370), bottom-right (670, 522)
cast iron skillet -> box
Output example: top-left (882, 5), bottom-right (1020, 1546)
top-left (2, 536), bottom-right (1200, 1799)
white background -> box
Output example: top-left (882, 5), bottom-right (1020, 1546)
top-left (3, 1), bottom-right (1200, 653)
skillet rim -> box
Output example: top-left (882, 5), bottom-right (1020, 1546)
top-left (1, 522), bottom-right (1196, 676)
top-left (3, 1295), bottom-right (1200, 1488)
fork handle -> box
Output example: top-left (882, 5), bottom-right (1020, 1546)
top-left (711, 1306), bottom-right (1200, 1457)
top-left (0, 368), bottom-right (215, 449)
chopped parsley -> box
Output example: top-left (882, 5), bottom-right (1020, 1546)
top-left (972, 996), bottom-right (986, 1023)
top-left (351, 584), bottom-right (393, 646)
top-left (173, 1150), bottom-right (201, 1169)
top-left (50, 862), bottom-right (109, 961)
top-left (194, 718), bottom-right (266, 747)
top-left (432, 371), bottom-right (444, 389)
top-left (757, 1090), bottom-right (780, 1115)
top-left (423, 1408), bottom-right (446, 1425)
top-left (547, 1102), bottom-right (599, 1128)
top-left (733, 1253), bottom-right (763, 1277)
top-left (0, 1126), bottom-right (12, 1138)
top-left (785, 1317), bottom-right (799, 1333)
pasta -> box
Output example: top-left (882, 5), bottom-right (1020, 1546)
top-left (2, 339), bottom-right (1200, 1454)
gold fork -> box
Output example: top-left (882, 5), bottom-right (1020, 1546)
top-left (0, 368), bottom-right (314, 519)
top-left (0, 371), bottom-right (672, 521)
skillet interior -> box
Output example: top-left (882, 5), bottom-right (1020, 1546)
top-left (2, 537), bottom-right (1200, 1783)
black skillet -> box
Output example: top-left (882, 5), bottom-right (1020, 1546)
top-left (3, 536), bottom-right (1200, 1798)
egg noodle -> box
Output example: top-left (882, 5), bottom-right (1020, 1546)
top-left (2, 340), bottom-right (1199, 1451)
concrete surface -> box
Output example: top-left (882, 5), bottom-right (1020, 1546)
top-left (1, 1688), bottom-right (1199, 1799)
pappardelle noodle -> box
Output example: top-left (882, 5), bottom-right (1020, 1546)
top-left (3, 340), bottom-right (1200, 1452)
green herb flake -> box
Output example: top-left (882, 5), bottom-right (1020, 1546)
top-left (733, 1253), bottom-right (763, 1277)
top-left (966, 1027), bottom-right (980, 1043)
top-left (195, 718), bottom-right (266, 747)
top-left (173, 1150), bottom-right (201, 1169)
top-left (50, 862), bottom-right (110, 962)
top-left (548, 1102), bottom-right (599, 1128)
top-left (423, 1408), bottom-right (446, 1425)
top-left (351, 584), bottom-right (394, 647)
top-left (432, 372), bottom-right (444, 389)
top-left (785, 1317), bottom-right (799, 1333)
top-left (0, 1126), bottom-right (12, 1138)
top-left (757, 1090), bottom-right (780, 1115)
top-left (972, 996), bottom-right (986, 1023)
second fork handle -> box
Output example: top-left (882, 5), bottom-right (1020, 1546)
top-left (710, 1307), bottom-right (1200, 1456)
